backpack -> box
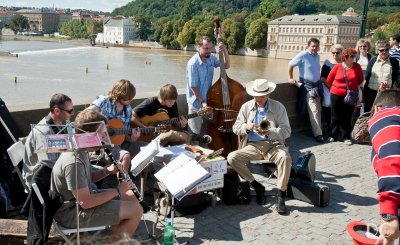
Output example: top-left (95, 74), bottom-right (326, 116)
top-left (290, 151), bottom-right (316, 182)
top-left (154, 182), bottom-right (210, 217)
top-left (351, 111), bottom-right (372, 145)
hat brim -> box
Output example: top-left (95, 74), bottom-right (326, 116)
top-left (246, 81), bottom-right (276, 96)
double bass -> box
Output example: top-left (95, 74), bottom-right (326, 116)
top-left (206, 16), bottom-right (247, 157)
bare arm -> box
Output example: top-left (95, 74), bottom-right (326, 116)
top-left (131, 111), bottom-right (146, 128)
top-left (191, 87), bottom-right (207, 108)
top-left (71, 178), bottom-right (133, 209)
top-left (288, 64), bottom-right (296, 84)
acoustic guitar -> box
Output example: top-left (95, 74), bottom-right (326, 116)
top-left (107, 118), bottom-right (165, 145)
top-left (137, 107), bottom-right (212, 142)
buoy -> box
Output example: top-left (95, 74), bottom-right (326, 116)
top-left (86, 67), bottom-right (89, 73)
top-left (13, 75), bottom-right (17, 83)
top-left (106, 64), bottom-right (109, 70)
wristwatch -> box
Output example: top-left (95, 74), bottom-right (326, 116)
top-left (381, 214), bottom-right (397, 222)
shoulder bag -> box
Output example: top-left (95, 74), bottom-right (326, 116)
top-left (342, 63), bottom-right (359, 106)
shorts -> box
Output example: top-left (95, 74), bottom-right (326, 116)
top-left (55, 199), bottom-right (120, 228)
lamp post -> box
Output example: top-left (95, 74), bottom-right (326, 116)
top-left (359, 0), bottom-right (369, 38)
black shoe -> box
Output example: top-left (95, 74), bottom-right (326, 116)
top-left (276, 196), bottom-right (287, 214)
top-left (315, 135), bottom-right (324, 143)
top-left (276, 190), bottom-right (287, 214)
top-left (251, 181), bottom-right (266, 205)
top-left (192, 134), bottom-right (212, 144)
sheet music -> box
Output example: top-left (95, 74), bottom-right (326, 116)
top-left (130, 138), bottom-right (159, 176)
top-left (154, 154), bottom-right (211, 200)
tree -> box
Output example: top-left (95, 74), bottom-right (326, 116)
top-left (366, 13), bottom-right (386, 33)
top-left (222, 18), bottom-right (246, 53)
top-left (9, 14), bottom-right (28, 33)
top-left (134, 15), bottom-right (152, 40)
top-left (245, 17), bottom-right (268, 50)
top-left (180, 0), bottom-right (193, 22)
top-left (388, 12), bottom-right (400, 23)
top-left (258, 0), bottom-right (281, 19)
top-left (177, 17), bottom-right (202, 47)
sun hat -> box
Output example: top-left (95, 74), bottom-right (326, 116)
top-left (245, 79), bottom-right (276, 96)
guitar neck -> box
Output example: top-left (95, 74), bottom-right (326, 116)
top-left (110, 127), bottom-right (158, 136)
top-left (162, 112), bottom-right (199, 125)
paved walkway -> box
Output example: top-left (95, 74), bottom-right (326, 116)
top-left (134, 132), bottom-right (379, 245)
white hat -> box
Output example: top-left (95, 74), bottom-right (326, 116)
top-left (246, 79), bottom-right (276, 96)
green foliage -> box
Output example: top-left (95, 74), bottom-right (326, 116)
top-left (373, 22), bottom-right (400, 44)
top-left (134, 15), bottom-right (152, 40)
top-left (9, 14), bottom-right (28, 32)
top-left (222, 17), bottom-right (246, 53)
top-left (366, 13), bottom-right (386, 33)
top-left (59, 19), bottom-right (102, 39)
top-left (245, 17), bottom-right (269, 50)
top-left (160, 19), bottom-right (184, 49)
top-left (258, 0), bottom-right (281, 19)
top-left (388, 12), bottom-right (400, 23)
top-left (111, 0), bottom-right (400, 52)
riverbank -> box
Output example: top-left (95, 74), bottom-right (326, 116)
top-left (0, 34), bottom-right (91, 47)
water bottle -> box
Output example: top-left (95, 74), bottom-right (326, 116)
top-left (163, 219), bottom-right (175, 245)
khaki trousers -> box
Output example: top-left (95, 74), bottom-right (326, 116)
top-left (227, 141), bottom-right (292, 191)
top-left (306, 93), bottom-right (323, 137)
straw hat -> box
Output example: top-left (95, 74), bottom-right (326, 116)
top-left (246, 79), bottom-right (276, 96)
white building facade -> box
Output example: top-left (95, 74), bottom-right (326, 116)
top-left (267, 15), bottom-right (360, 60)
top-left (102, 18), bottom-right (136, 44)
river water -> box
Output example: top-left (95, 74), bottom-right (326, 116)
top-left (0, 40), bottom-right (296, 110)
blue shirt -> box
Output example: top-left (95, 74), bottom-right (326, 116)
top-left (248, 102), bottom-right (269, 142)
top-left (91, 95), bottom-right (132, 128)
top-left (186, 52), bottom-right (220, 109)
top-left (289, 50), bottom-right (321, 83)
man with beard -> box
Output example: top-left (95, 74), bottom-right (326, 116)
top-left (186, 36), bottom-right (229, 136)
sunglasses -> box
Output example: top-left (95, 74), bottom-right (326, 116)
top-left (378, 48), bottom-right (389, 52)
top-left (60, 108), bottom-right (74, 114)
top-left (348, 55), bottom-right (356, 58)
top-left (332, 52), bottom-right (340, 55)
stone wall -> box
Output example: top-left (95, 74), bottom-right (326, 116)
top-left (10, 83), bottom-right (310, 136)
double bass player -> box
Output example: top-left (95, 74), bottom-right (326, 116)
top-left (186, 36), bottom-right (230, 136)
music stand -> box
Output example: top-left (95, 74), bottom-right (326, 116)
top-left (153, 154), bottom-right (210, 244)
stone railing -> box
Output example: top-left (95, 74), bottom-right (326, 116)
top-left (10, 83), bottom-right (310, 136)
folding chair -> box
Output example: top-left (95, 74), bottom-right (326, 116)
top-left (31, 182), bottom-right (109, 245)
top-left (6, 139), bottom-right (29, 192)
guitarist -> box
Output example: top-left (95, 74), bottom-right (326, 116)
top-left (88, 79), bottom-right (144, 174)
top-left (131, 84), bottom-right (211, 146)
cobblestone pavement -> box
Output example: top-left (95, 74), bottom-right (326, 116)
top-left (134, 132), bottom-right (379, 245)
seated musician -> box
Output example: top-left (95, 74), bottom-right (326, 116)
top-left (23, 93), bottom-right (74, 187)
top-left (227, 79), bottom-right (292, 214)
top-left (88, 79), bottom-right (143, 173)
top-left (131, 84), bottom-right (212, 146)
top-left (51, 109), bottom-right (143, 242)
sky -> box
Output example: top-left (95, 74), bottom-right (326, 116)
top-left (1, 0), bottom-right (132, 12)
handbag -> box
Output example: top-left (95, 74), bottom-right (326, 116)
top-left (351, 111), bottom-right (372, 144)
top-left (342, 63), bottom-right (359, 106)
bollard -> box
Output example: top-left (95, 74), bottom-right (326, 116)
top-left (86, 67), bottom-right (88, 73)
top-left (13, 75), bottom-right (17, 83)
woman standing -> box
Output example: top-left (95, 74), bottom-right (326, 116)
top-left (326, 48), bottom-right (364, 144)
top-left (355, 39), bottom-right (373, 78)
top-left (363, 40), bottom-right (399, 113)
top-left (320, 44), bottom-right (343, 138)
